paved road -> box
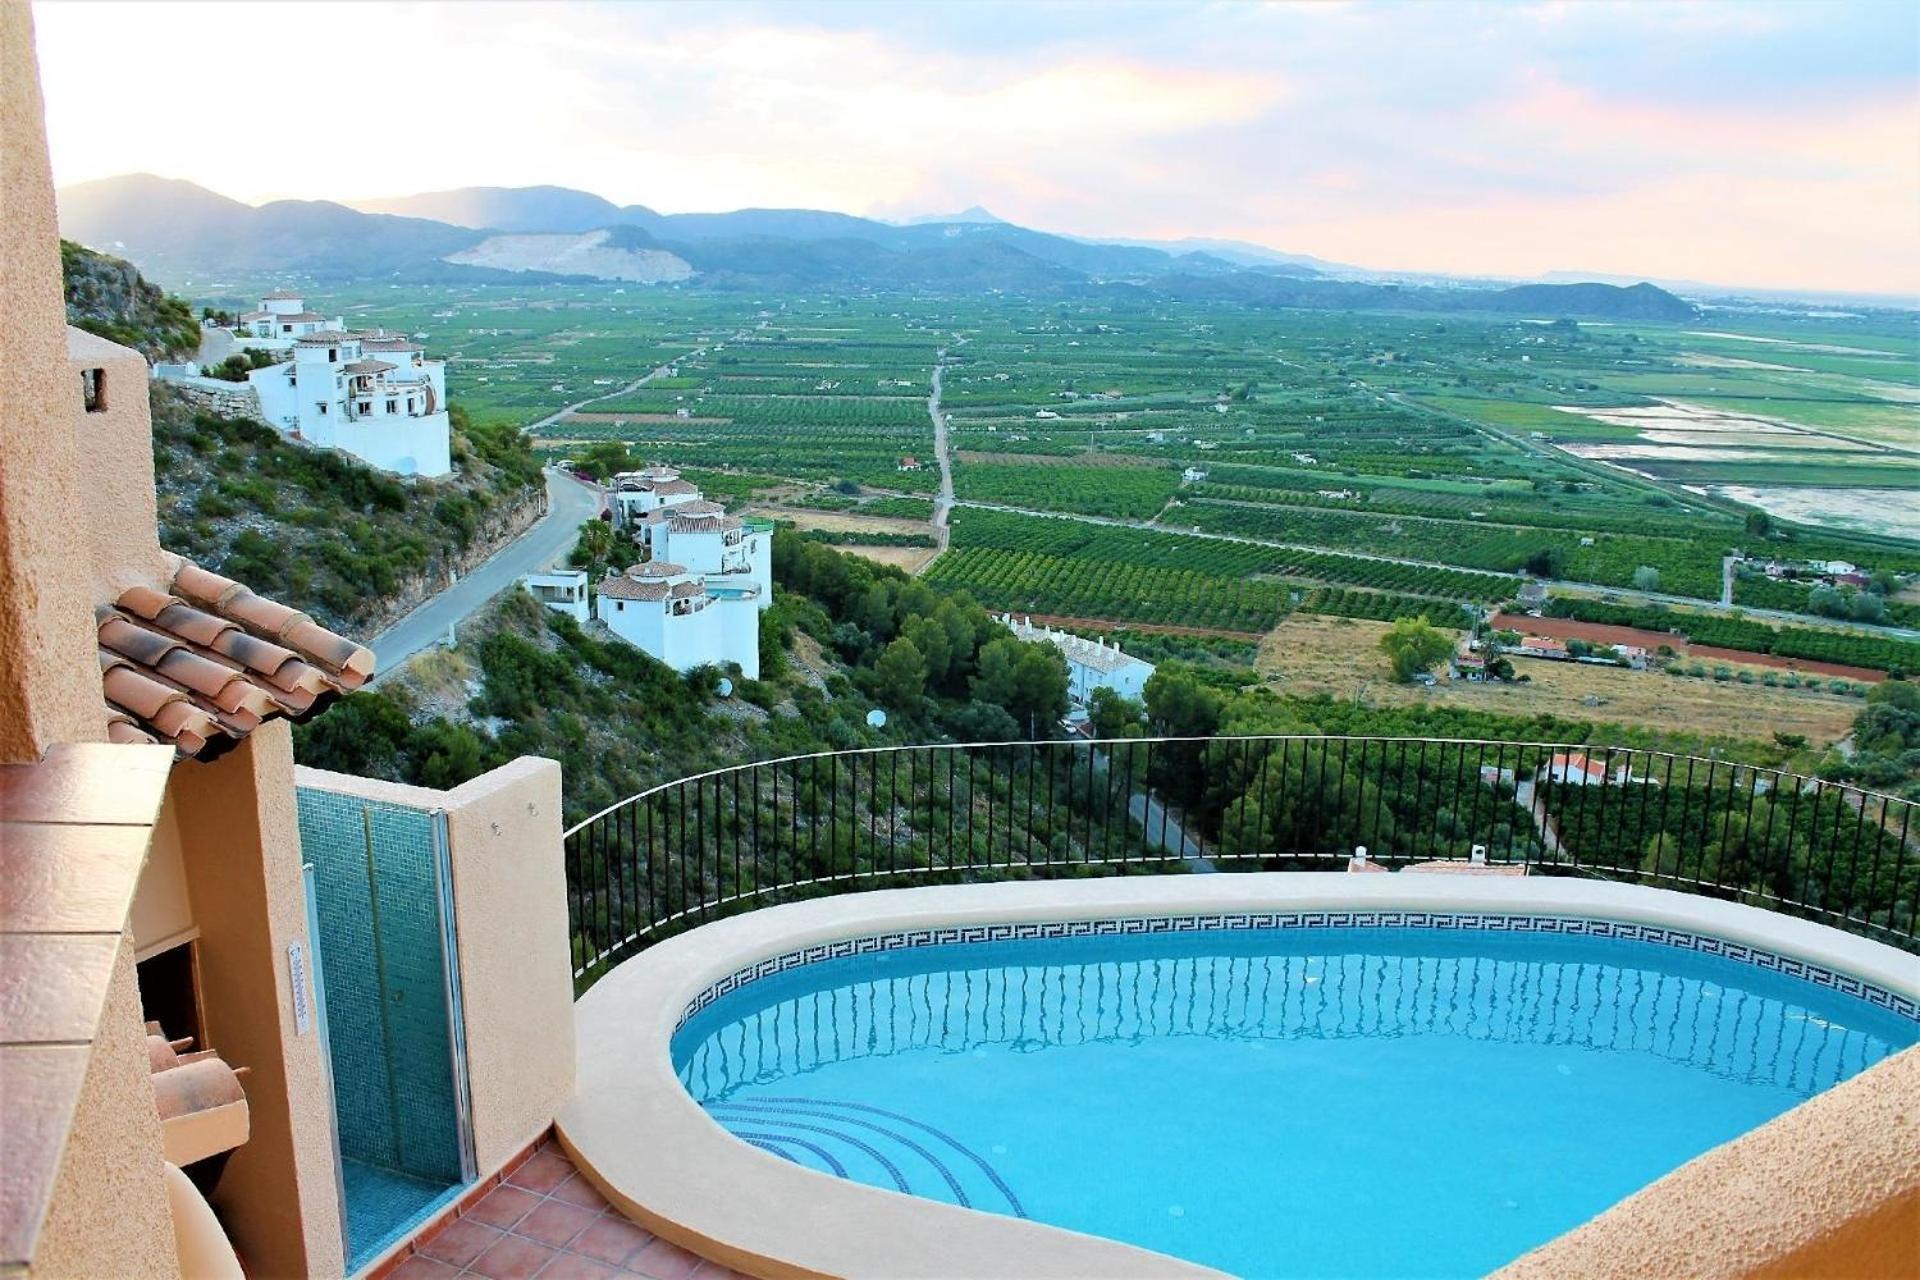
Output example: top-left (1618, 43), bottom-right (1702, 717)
top-left (524, 348), bottom-right (708, 434)
top-left (368, 468), bottom-right (602, 676)
top-left (927, 354), bottom-right (955, 564)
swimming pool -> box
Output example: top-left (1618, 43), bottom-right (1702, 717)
top-left (672, 917), bottom-right (1918, 1279)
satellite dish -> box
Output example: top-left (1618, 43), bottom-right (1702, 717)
top-left (716, 677), bottom-right (734, 698)
top-left (865, 708), bottom-right (888, 729)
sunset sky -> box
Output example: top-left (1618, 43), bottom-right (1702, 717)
top-left (32, 0), bottom-right (1920, 296)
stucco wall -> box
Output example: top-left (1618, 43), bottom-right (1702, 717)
top-left (0, 1), bottom-right (107, 762)
top-left (30, 930), bottom-right (181, 1280)
top-left (173, 725), bottom-right (345, 1279)
top-left (68, 327), bottom-right (172, 600)
top-left (293, 757), bottom-right (576, 1177)
top-left (1496, 1043), bottom-right (1920, 1280)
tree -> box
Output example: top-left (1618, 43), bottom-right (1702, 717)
top-left (578, 441), bottom-right (632, 481)
top-left (1522, 548), bottom-right (1563, 579)
top-left (1632, 565), bottom-right (1661, 592)
top-left (567, 519), bottom-right (618, 573)
top-left (872, 637), bottom-right (927, 709)
top-left (970, 637), bottom-right (1068, 734)
top-left (1088, 687), bottom-right (1144, 739)
top-left (1745, 509), bottom-right (1775, 538)
top-left (1379, 617), bottom-right (1454, 683)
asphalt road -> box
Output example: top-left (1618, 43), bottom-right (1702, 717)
top-left (368, 467), bottom-right (602, 676)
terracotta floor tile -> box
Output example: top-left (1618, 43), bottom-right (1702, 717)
top-left (513, 1199), bottom-right (599, 1249)
top-left (466, 1183), bottom-right (542, 1230)
top-left (388, 1255), bottom-right (462, 1280)
top-left (689, 1265), bottom-right (750, 1280)
top-left (537, 1255), bottom-right (624, 1280)
top-left (569, 1216), bottom-right (653, 1267)
top-left (418, 1217), bottom-right (504, 1268)
top-left (548, 1173), bottom-right (610, 1212)
top-left (506, 1150), bottom-right (575, 1195)
top-left (468, 1233), bottom-right (559, 1280)
top-left (626, 1239), bottom-right (702, 1280)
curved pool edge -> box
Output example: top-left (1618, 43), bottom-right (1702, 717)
top-left (558, 873), bottom-right (1920, 1280)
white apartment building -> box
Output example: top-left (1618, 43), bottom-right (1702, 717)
top-left (1002, 615), bottom-right (1156, 705)
top-left (595, 561), bottom-right (760, 679)
top-left (227, 290), bottom-right (347, 349)
top-left (248, 329), bottom-right (453, 476)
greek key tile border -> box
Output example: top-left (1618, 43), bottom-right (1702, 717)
top-left (675, 912), bottom-right (1920, 1031)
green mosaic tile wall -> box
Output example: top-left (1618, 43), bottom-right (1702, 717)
top-left (297, 788), bottom-right (464, 1183)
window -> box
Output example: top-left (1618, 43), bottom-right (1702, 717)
top-left (80, 367), bottom-right (106, 413)
top-left (327, 347), bottom-right (338, 362)
top-left (615, 600), bottom-right (624, 612)
top-left (281, 324), bottom-right (292, 335)
top-left (317, 402), bottom-right (329, 415)
top-left (359, 401), bottom-right (372, 415)
top-left (385, 399), bottom-right (397, 414)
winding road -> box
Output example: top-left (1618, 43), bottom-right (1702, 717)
top-left (367, 466), bottom-right (601, 676)
top-left (928, 352), bottom-right (955, 559)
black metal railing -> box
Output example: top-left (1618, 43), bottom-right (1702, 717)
top-left (563, 736), bottom-right (1919, 987)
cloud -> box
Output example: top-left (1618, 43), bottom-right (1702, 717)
top-left (31, 0), bottom-right (1919, 294)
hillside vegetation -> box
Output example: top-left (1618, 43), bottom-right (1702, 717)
top-left (153, 389), bottom-right (542, 632)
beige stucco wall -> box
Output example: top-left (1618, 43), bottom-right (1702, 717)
top-left (30, 930), bottom-right (181, 1280)
top-left (293, 756), bottom-right (577, 1176)
top-left (1497, 1042), bottom-right (1920, 1280)
top-left (173, 724), bottom-right (344, 1279)
top-left (0, 0), bottom-right (107, 763)
top-left (67, 326), bottom-right (171, 599)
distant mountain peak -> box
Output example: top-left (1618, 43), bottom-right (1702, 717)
top-left (904, 205), bottom-right (1005, 226)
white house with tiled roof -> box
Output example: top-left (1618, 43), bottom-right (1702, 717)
top-left (226, 290), bottom-right (347, 350)
top-left (1002, 615), bottom-right (1155, 705)
top-left (594, 560), bottom-right (760, 677)
top-left (608, 464), bottom-right (704, 529)
top-left (247, 328), bottom-right (452, 476)
top-left (612, 466), bottom-right (773, 611)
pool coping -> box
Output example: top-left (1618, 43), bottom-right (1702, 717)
top-left (558, 873), bottom-right (1920, 1280)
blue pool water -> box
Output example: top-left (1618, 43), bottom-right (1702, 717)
top-left (672, 926), bottom-right (1917, 1278)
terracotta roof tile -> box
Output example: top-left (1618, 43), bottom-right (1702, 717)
top-left (95, 559), bottom-right (374, 761)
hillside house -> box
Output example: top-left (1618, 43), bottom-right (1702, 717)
top-left (224, 291), bottom-right (346, 350)
top-left (898, 456), bottom-right (922, 471)
top-left (2, 38), bottom-right (577, 1276)
top-left (611, 467), bottom-right (772, 613)
top-left (247, 330), bottom-right (453, 476)
top-left (595, 561), bottom-right (760, 678)
top-left (607, 464), bottom-right (704, 529)
top-left (1001, 616), bottom-right (1155, 705)
top-left (1182, 467), bottom-right (1209, 484)
top-left (1516, 635), bottom-right (1569, 660)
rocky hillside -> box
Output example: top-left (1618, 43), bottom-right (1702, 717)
top-left (60, 239), bottom-right (200, 361)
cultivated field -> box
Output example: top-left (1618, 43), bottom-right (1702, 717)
top-left (1255, 615), bottom-right (1862, 746)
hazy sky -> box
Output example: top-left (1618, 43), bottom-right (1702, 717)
top-left (33, 0), bottom-right (1920, 294)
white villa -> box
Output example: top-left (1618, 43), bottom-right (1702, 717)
top-left (248, 329), bottom-right (453, 477)
top-left (611, 467), bottom-right (772, 611)
top-left (226, 290), bottom-right (347, 349)
top-left (1002, 615), bottom-right (1155, 705)
top-left (589, 465), bottom-right (771, 677)
top-left (595, 561), bottom-right (761, 679)
top-left (608, 464), bottom-right (703, 530)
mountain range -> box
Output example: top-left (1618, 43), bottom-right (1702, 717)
top-left (56, 174), bottom-right (1698, 321)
